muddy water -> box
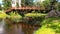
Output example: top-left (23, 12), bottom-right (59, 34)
top-left (0, 19), bottom-right (39, 34)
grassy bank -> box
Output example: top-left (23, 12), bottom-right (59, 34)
top-left (0, 11), bottom-right (47, 25)
top-left (35, 17), bottom-right (60, 34)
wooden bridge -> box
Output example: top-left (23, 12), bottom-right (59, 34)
top-left (5, 6), bottom-right (45, 13)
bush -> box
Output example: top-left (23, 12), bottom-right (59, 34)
top-left (25, 13), bottom-right (47, 22)
top-left (42, 17), bottom-right (60, 33)
top-left (25, 13), bottom-right (47, 18)
top-left (0, 11), bottom-right (8, 19)
top-left (24, 13), bottom-right (47, 24)
top-left (9, 12), bottom-right (22, 23)
top-left (34, 26), bottom-right (55, 34)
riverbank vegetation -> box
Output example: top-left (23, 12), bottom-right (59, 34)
top-left (35, 17), bottom-right (60, 34)
top-left (9, 12), bottom-right (22, 23)
top-left (0, 11), bottom-right (46, 24)
top-left (34, 26), bottom-right (55, 34)
top-left (0, 0), bottom-right (60, 34)
top-left (0, 10), bottom-right (60, 34)
top-left (0, 11), bottom-right (7, 19)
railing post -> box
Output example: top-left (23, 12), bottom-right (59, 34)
top-left (12, 0), bottom-right (16, 7)
top-left (19, 0), bottom-right (21, 7)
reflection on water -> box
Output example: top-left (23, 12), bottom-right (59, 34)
top-left (0, 19), bottom-right (39, 34)
top-left (0, 19), bottom-right (5, 34)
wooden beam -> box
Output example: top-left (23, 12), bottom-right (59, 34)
top-left (5, 6), bottom-right (45, 12)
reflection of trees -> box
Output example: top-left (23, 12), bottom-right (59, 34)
top-left (4, 19), bottom-right (36, 34)
top-left (22, 24), bottom-right (35, 34)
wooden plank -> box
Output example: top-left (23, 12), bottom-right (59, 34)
top-left (5, 6), bottom-right (45, 12)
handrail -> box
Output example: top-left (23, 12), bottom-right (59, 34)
top-left (5, 6), bottom-right (45, 12)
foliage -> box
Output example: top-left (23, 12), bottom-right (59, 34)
top-left (36, 0), bottom-right (50, 9)
top-left (43, 0), bottom-right (50, 9)
top-left (25, 0), bottom-right (34, 6)
top-left (34, 26), bottom-right (55, 34)
top-left (25, 13), bottom-right (47, 18)
top-left (42, 17), bottom-right (60, 25)
top-left (9, 12), bottom-right (22, 23)
top-left (2, 0), bottom-right (11, 10)
top-left (23, 13), bottom-right (47, 25)
top-left (58, 2), bottom-right (60, 10)
top-left (42, 17), bottom-right (60, 33)
top-left (21, 0), bottom-right (34, 6)
top-left (0, 11), bottom-right (7, 19)
top-left (0, 4), bottom-right (2, 10)
top-left (25, 13), bottom-right (47, 22)
top-left (43, 0), bottom-right (50, 7)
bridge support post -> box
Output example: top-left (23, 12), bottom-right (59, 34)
top-left (19, 0), bottom-right (21, 7)
top-left (12, 0), bottom-right (17, 7)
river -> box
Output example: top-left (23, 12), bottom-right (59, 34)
top-left (0, 19), bottom-right (39, 34)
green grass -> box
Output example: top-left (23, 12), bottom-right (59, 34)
top-left (0, 11), bottom-right (8, 19)
top-left (34, 26), bottom-right (55, 34)
top-left (34, 17), bottom-right (60, 34)
top-left (25, 13), bottom-right (47, 18)
top-left (42, 17), bottom-right (60, 27)
top-left (41, 17), bottom-right (60, 33)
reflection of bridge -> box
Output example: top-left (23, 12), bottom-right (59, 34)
top-left (5, 6), bottom-right (45, 13)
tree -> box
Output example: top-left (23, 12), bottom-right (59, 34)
top-left (58, 2), bottom-right (60, 11)
top-left (21, 0), bottom-right (25, 6)
top-left (2, 0), bottom-right (12, 10)
top-left (46, 0), bottom-right (60, 18)
top-left (40, 0), bottom-right (50, 10)
top-left (33, 0), bottom-right (50, 8)
top-left (27, 0), bottom-right (34, 6)
top-left (22, 0), bottom-right (34, 6)
top-left (50, 0), bottom-right (58, 10)
top-left (0, 4), bottom-right (2, 10)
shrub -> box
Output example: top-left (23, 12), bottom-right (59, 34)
top-left (9, 12), bottom-right (22, 23)
top-left (34, 26), bottom-right (55, 34)
top-left (25, 13), bottom-right (47, 18)
top-left (25, 13), bottom-right (47, 22)
top-left (24, 13), bottom-right (47, 24)
top-left (0, 11), bottom-right (8, 19)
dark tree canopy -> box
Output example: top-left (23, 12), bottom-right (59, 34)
top-left (21, 0), bottom-right (34, 6)
top-left (2, 0), bottom-right (11, 10)
top-left (0, 4), bottom-right (2, 10)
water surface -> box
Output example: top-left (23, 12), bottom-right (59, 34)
top-left (0, 19), bottom-right (39, 34)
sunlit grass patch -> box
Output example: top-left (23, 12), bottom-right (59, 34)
top-left (42, 17), bottom-right (60, 26)
top-left (34, 26), bottom-right (55, 34)
top-left (41, 17), bottom-right (60, 33)
top-left (25, 13), bottom-right (47, 18)
top-left (0, 11), bottom-right (8, 19)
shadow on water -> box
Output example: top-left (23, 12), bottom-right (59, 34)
top-left (0, 19), bottom-right (40, 34)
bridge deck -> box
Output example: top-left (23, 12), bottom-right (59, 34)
top-left (5, 6), bottom-right (45, 12)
